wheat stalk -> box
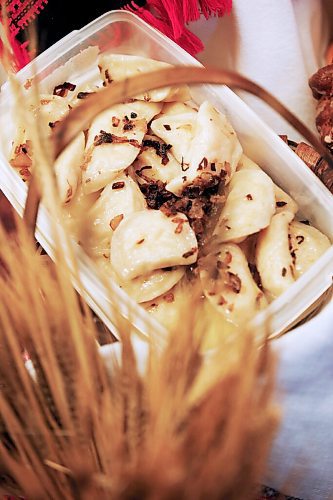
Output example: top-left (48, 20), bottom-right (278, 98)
top-left (0, 217), bottom-right (278, 499)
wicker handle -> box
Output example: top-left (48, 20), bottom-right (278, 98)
top-left (23, 65), bottom-right (333, 233)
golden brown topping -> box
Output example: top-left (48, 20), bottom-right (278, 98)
top-left (94, 130), bottom-right (113, 146)
top-left (276, 201), bottom-right (287, 207)
top-left (112, 116), bottom-right (120, 127)
top-left (142, 139), bottom-right (172, 165)
top-left (63, 183), bottom-right (72, 203)
top-left (77, 91), bottom-right (94, 99)
top-left (123, 115), bottom-right (135, 131)
top-left (225, 251), bottom-right (232, 265)
top-left (225, 272), bottom-right (242, 293)
top-left (256, 292), bottom-right (264, 305)
top-left (24, 78), bottom-right (33, 90)
top-left (172, 216), bottom-right (187, 234)
top-left (218, 295), bottom-right (227, 306)
top-left (198, 157), bottom-right (208, 171)
top-left (104, 69), bottom-right (113, 84)
top-left (53, 81), bottom-right (76, 97)
top-left (182, 247), bottom-right (198, 259)
top-left (112, 181), bottom-right (125, 190)
top-left (110, 214), bottom-right (124, 231)
top-left (49, 121), bottom-right (60, 129)
top-left (10, 142), bottom-right (33, 181)
top-left (224, 161), bottom-right (231, 178)
top-left (94, 130), bottom-right (141, 148)
top-left (163, 292), bottom-right (174, 303)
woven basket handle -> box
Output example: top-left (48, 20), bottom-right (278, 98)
top-left (23, 66), bottom-right (333, 234)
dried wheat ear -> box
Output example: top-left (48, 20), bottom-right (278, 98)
top-left (0, 212), bottom-right (278, 499)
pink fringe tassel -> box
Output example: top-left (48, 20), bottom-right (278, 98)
top-left (199, 0), bottom-right (232, 19)
top-left (124, 0), bottom-right (232, 55)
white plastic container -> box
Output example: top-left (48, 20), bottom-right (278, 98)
top-left (0, 10), bottom-right (332, 341)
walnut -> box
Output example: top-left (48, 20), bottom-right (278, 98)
top-left (308, 64), bottom-right (333, 162)
top-left (309, 64), bottom-right (333, 99)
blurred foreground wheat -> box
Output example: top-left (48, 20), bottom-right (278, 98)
top-left (0, 214), bottom-right (278, 499)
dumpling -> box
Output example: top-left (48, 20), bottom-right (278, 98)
top-left (119, 267), bottom-right (186, 303)
top-left (54, 132), bottom-right (85, 204)
top-left (188, 101), bottom-right (242, 183)
top-left (274, 186), bottom-right (298, 215)
top-left (289, 220), bottom-right (331, 278)
top-left (133, 135), bottom-right (183, 187)
top-left (150, 112), bottom-right (197, 166)
top-left (83, 173), bottom-right (146, 257)
top-left (143, 280), bottom-right (191, 332)
top-left (256, 211), bottom-right (295, 300)
top-left (110, 210), bottom-right (198, 280)
top-left (216, 169), bottom-right (275, 243)
top-left (98, 54), bottom-right (191, 102)
top-left (236, 154), bottom-right (298, 215)
top-left (36, 94), bottom-right (71, 131)
top-left (86, 101), bottom-right (162, 149)
top-left (166, 101), bottom-right (243, 194)
top-left (200, 243), bottom-right (267, 326)
top-left (82, 102), bottom-right (162, 193)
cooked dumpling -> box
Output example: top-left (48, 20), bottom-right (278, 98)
top-left (11, 93), bottom-right (73, 159)
top-left (133, 135), bottom-right (183, 187)
top-left (274, 185), bottom-right (298, 215)
top-left (143, 280), bottom-right (190, 331)
top-left (110, 210), bottom-right (198, 280)
top-left (119, 267), bottom-right (186, 303)
top-left (86, 101), bottom-right (162, 149)
top-left (55, 132), bottom-right (85, 204)
top-left (64, 184), bottom-right (100, 244)
top-left (200, 243), bottom-right (267, 326)
top-left (98, 54), bottom-right (190, 102)
top-left (67, 83), bottom-right (103, 108)
top-left (188, 101), bottom-right (242, 183)
top-left (83, 140), bottom-right (143, 194)
top-left (83, 101), bottom-right (163, 193)
top-left (166, 101), bottom-right (243, 194)
top-left (84, 173), bottom-right (146, 257)
top-left (84, 119), bottom-right (143, 193)
top-left (150, 112), bottom-right (197, 166)
top-left (216, 169), bottom-right (275, 243)
top-left (289, 221), bottom-right (331, 278)
top-left (256, 211), bottom-right (295, 300)
top-left (36, 94), bottom-right (70, 131)
top-left (236, 154), bottom-right (298, 215)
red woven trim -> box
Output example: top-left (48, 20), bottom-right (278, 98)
top-left (1, 0), bottom-right (48, 35)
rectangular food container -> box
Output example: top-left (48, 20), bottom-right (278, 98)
top-left (0, 10), bottom-right (332, 341)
